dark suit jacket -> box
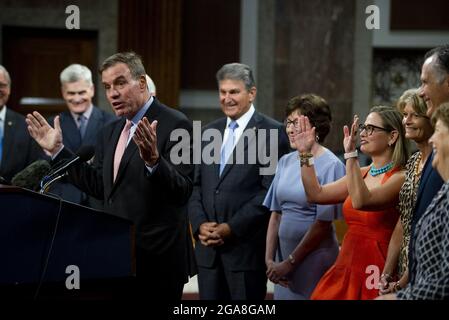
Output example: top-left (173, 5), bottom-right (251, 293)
top-left (55, 98), bottom-right (194, 284)
top-left (48, 106), bottom-right (116, 208)
top-left (408, 151), bottom-right (444, 283)
top-left (188, 111), bottom-right (289, 272)
top-left (0, 108), bottom-right (43, 181)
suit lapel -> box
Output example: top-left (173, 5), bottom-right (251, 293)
top-left (60, 112), bottom-right (82, 152)
top-left (208, 119), bottom-right (227, 183)
top-left (2, 110), bottom-right (16, 171)
top-left (217, 112), bottom-right (261, 184)
top-left (83, 106), bottom-right (101, 145)
top-left (415, 152), bottom-right (434, 208)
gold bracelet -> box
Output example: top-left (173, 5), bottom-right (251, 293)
top-left (300, 156), bottom-right (314, 167)
top-left (393, 281), bottom-right (402, 292)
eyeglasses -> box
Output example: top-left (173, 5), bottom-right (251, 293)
top-left (358, 123), bottom-right (390, 136)
top-left (284, 118), bottom-right (299, 128)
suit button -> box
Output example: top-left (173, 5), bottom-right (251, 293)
top-left (215, 189), bottom-right (219, 195)
top-left (108, 199), bottom-right (113, 205)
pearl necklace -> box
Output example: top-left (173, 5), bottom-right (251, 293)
top-left (369, 162), bottom-right (394, 176)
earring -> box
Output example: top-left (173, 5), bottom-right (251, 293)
top-left (315, 135), bottom-right (319, 142)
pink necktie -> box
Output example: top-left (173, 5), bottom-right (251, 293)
top-left (113, 120), bottom-right (132, 182)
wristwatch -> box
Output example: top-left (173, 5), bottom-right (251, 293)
top-left (344, 150), bottom-right (358, 159)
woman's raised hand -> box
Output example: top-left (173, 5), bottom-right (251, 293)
top-left (294, 115), bottom-right (316, 153)
top-left (343, 114), bottom-right (359, 153)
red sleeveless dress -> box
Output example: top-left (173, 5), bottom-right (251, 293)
top-left (311, 167), bottom-right (400, 300)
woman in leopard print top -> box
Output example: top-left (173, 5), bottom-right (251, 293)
top-left (379, 89), bottom-right (433, 295)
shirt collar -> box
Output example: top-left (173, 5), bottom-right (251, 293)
top-left (70, 104), bottom-right (93, 122)
top-left (130, 96), bottom-right (154, 125)
top-left (0, 105), bottom-right (6, 122)
top-left (226, 104), bottom-right (255, 130)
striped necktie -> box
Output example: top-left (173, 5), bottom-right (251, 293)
top-left (78, 114), bottom-right (87, 139)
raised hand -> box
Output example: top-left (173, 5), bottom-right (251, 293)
top-left (26, 111), bottom-right (63, 155)
top-left (133, 117), bottom-right (159, 167)
top-left (294, 115), bottom-right (316, 153)
top-left (343, 114), bottom-right (359, 153)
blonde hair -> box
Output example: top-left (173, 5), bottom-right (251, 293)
top-left (396, 88), bottom-right (427, 116)
top-left (370, 105), bottom-right (411, 168)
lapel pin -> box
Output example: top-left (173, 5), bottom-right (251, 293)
top-left (8, 121), bottom-right (13, 126)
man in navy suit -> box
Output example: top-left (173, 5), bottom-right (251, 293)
top-left (26, 52), bottom-right (194, 300)
top-left (0, 65), bottom-right (42, 182)
top-left (188, 63), bottom-right (289, 300)
top-left (48, 64), bottom-right (116, 208)
top-left (409, 45), bottom-right (449, 284)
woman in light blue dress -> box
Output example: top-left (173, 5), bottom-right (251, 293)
top-left (264, 94), bottom-right (345, 300)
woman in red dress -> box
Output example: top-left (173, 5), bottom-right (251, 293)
top-left (295, 106), bottom-right (410, 300)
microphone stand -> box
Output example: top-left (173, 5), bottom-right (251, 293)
top-left (39, 172), bottom-right (67, 194)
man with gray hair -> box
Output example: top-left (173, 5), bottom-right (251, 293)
top-left (48, 63), bottom-right (115, 208)
top-left (188, 63), bottom-right (289, 300)
top-left (27, 52), bottom-right (194, 300)
top-left (419, 45), bottom-right (449, 116)
top-left (0, 65), bottom-right (42, 182)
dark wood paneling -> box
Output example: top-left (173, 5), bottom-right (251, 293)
top-left (274, 0), bottom-right (355, 153)
top-left (391, 0), bottom-right (449, 30)
top-left (2, 26), bottom-right (97, 118)
top-left (118, 0), bottom-right (182, 108)
top-left (181, 0), bottom-right (240, 90)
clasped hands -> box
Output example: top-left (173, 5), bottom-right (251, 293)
top-left (198, 222), bottom-right (231, 247)
top-left (265, 259), bottom-right (292, 288)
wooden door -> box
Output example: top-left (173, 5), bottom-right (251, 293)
top-left (2, 26), bottom-right (97, 118)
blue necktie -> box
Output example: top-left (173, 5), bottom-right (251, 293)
top-left (220, 120), bottom-right (238, 176)
top-left (78, 114), bottom-right (87, 139)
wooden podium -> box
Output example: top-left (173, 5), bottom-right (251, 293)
top-left (0, 185), bottom-right (134, 299)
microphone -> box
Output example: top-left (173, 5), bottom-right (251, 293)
top-left (11, 160), bottom-right (51, 191)
top-left (46, 145), bottom-right (95, 180)
top-left (40, 145), bottom-right (95, 193)
top-left (0, 175), bottom-right (11, 185)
